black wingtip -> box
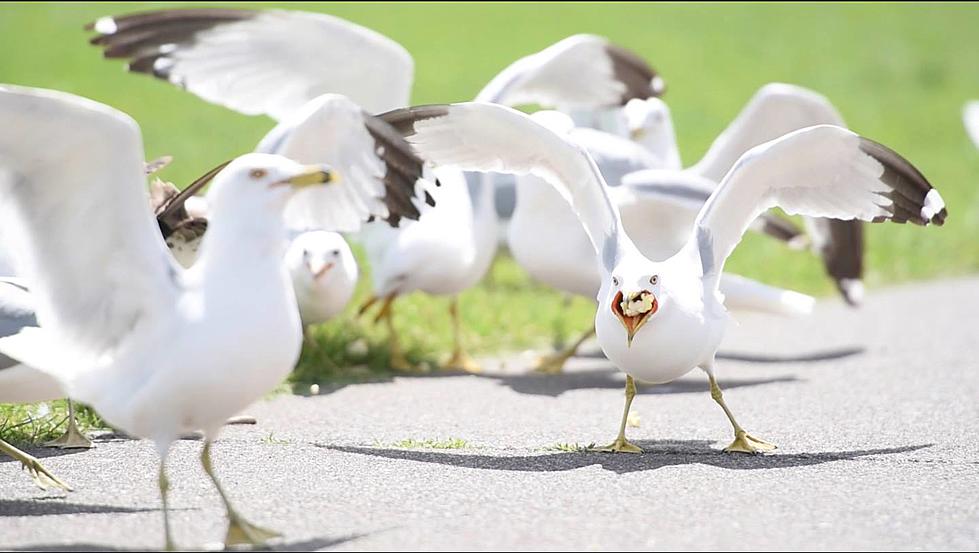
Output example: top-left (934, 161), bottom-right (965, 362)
top-left (604, 43), bottom-right (665, 104)
top-left (858, 137), bottom-right (947, 226)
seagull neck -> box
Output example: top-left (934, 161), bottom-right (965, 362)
top-left (197, 208), bottom-right (289, 277)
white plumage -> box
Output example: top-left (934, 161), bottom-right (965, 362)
top-left (0, 85), bottom-right (407, 549)
top-left (390, 101), bottom-right (947, 452)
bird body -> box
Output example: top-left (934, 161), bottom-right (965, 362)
top-left (286, 230), bottom-right (358, 326)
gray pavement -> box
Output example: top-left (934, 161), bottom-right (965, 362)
top-left (2, 277), bottom-right (978, 551)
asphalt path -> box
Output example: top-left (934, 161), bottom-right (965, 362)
top-left (2, 277), bottom-right (977, 551)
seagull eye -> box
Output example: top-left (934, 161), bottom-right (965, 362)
top-left (650, 275), bottom-right (659, 285)
top-left (612, 277), bottom-right (620, 287)
top-left (331, 249), bottom-right (340, 256)
top-left (249, 168), bottom-right (267, 179)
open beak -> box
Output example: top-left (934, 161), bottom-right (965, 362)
top-left (308, 261), bottom-right (335, 280)
top-left (279, 165), bottom-right (337, 188)
top-left (611, 290), bottom-right (658, 347)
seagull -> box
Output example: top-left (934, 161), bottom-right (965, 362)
top-left (0, 85), bottom-right (425, 548)
top-left (381, 101), bottom-right (947, 453)
top-left (285, 230), bottom-right (359, 331)
top-left (964, 101), bottom-right (979, 148)
top-left (151, 175), bottom-right (360, 332)
top-left (508, 112), bottom-right (815, 373)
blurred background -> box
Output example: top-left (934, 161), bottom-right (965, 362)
top-left (1, 2), bottom-right (977, 392)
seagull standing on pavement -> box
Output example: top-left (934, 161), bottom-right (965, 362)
top-left (382, 101), bottom-right (946, 453)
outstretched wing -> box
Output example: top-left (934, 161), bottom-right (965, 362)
top-left (88, 8), bottom-right (414, 118)
top-left (257, 94), bottom-right (434, 231)
top-left (964, 101), bottom-right (979, 149)
top-left (0, 85), bottom-right (180, 361)
top-left (690, 83), bottom-right (846, 182)
top-left (475, 34), bottom-right (664, 108)
top-left (379, 102), bottom-right (638, 273)
top-left (692, 125), bottom-right (946, 285)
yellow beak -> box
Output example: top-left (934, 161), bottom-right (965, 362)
top-left (285, 166), bottom-right (337, 188)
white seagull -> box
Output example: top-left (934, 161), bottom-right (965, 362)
top-left (0, 85), bottom-right (424, 548)
top-left (383, 101), bottom-right (947, 453)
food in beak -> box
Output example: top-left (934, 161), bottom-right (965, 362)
top-left (611, 290), bottom-right (658, 346)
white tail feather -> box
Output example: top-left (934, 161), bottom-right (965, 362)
top-left (718, 273), bottom-right (815, 317)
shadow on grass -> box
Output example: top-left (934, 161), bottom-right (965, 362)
top-left (9, 534), bottom-right (364, 552)
top-left (320, 442), bottom-right (930, 476)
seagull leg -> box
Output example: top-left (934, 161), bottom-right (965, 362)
top-left (375, 294), bottom-right (413, 372)
top-left (44, 400), bottom-right (93, 449)
top-left (158, 455), bottom-right (176, 551)
top-left (533, 326), bottom-right (595, 374)
top-left (0, 437), bottom-right (72, 491)
top-left (591, 375), bottom-right (643, 453)
top-left (200, 440), bottom-right (281, 548)
top-left (356, 294), bottom-right (380, 321)
top-left (705, 370), bottom-right (776, 454)
top-left (442, 296), bottom-right (481, 373)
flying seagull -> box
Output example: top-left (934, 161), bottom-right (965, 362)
top-left (380, 101), bottom-right (946, 453)
top-left (0, 85), bottom-right (425, 548)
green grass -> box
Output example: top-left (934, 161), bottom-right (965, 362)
top-left (541, 442), bottom-right (594, 453)
top-left (1, 3), bottom-right (979, 435)
top-left (382, 438), bottom-right (471, 450)
top-left (0, 400), bottom-right (106, 445)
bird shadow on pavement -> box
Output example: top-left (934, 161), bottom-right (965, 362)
top-left (574, 345), bottom-right (865, 364)
top-left (479, 369), bottom-right (798, 398)
top-left (9, 534), bottom-right (366, 552)
top-left (0, 447), bottom-right (89, 462)
top-left (320, 441), bottom-right (931, 476)
top-left (0, 499), bottom-right (161, 517)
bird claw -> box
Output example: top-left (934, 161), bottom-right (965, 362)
top-left (43, 425), bottom-right (93, 450)
top-left (225, 516), bottom-right (281, 548)
top-left (531, 353), bottom-right (568, 374)
top-left (590, 437), bottom-right (643, 454)
top-left (23, 456), bottom-right (72, 491)
top-left (442, 351), bottom-right (481, 373)
top-left (723, 431), bottom-right (777, 454)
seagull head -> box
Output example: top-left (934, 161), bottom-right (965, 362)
top-left (623, 98), bottom-right (678, 165)
top-left (286, 230), bottom-right (351, 284)
top-left (607, 269), bottom-right (662, 347)
top-left (207, 153), bottom-right (338, 215)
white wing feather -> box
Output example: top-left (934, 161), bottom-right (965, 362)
top-left (0, 85), bottom-right (179, 361)
top-left (403, 103), bottom-right (638, 272)
top-left (690, 83), bottom-right (846, 182)
top-left (475, 34), bottom-right (660, 108)
top-left (692, 125), bottom-right (945, 282)
top-left (94, 9), bottom-right (413, 118)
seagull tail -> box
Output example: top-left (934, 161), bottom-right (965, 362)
top-left (718, 273), bottom-right (815, 317)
